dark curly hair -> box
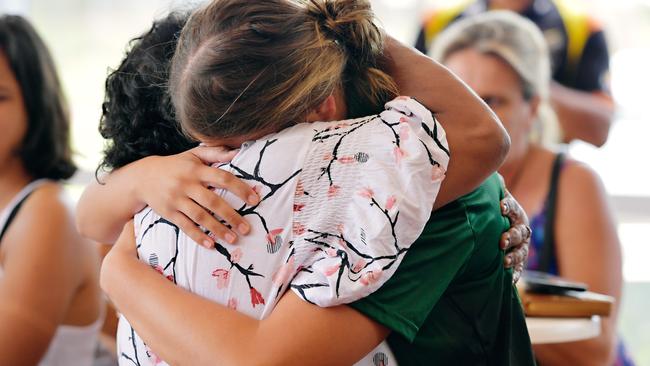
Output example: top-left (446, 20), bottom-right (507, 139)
top-left (98, 11), bottom-right (195, 175)
top-left (0, 15), bottom-right (76, 180)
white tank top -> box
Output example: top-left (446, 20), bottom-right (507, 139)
top-left (0, 179), bottom-right (103, 366)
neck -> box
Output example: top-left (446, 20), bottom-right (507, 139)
top-left (489, 0), bottom-right (534, 12)
top-left (499, 148), bottom-right (532, 190)
top-left (0, 157), bottom-right (32, 208)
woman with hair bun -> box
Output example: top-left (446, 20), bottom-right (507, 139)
top-left (83, 1), bottom-right (533, 365)
top-left (0, 15), bottom-right (103, 366)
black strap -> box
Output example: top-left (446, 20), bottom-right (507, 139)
top-left (0, 192), bottom-right (34, 243)
top-left (538, 153), bottom-right (565, 273)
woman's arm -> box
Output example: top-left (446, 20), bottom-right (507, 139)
top-left (550, 82), bottom-right (613, 147)
top-left (533, 163), bottom-right (622, 366)
top-left (382, 36), bottom-right (510, 208)
top-left (0, 185), bottom-right (86, 366)
top-left (76, 146), bottom-right (260, 246)
top-left (102, 221), bottom-right (388, 366)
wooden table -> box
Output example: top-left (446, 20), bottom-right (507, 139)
top-left (526, 316), bottom-right (601, 344)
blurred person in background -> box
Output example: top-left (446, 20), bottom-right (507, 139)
top-left (431, 11), bottom-right (632, 366)
top-left (417, 0), bottom-right (614, 147)
top-left (0, 15), bottom-right (103, 366)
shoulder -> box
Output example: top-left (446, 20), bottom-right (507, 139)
top-left (4, 182), bottom-right (83, 255)
top-left (558, 159), bottom-right (605, 198)
top-left (20, 182), bottom-right (75, 228)
top-left (556, 159), bottom-right (612, 227)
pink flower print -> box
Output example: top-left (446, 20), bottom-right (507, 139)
top-left (338, 237), bottom-right (347, 248)
top-left (399, 123), bottom-right (410, 141)
top-left (324, 264), bottom-right (341, 277)
top-left (230, 248), bottom-right (243, 264)
top-left (336, 223), bottom-right (345, 233)
top-left (211, 268), bottom-right (230, 289)
top-left (338, 155), bottom-right (356, 164)
top-left (146, 345), bottom-right (164, 365)
top-left (250, 287), bottom-right (265, 307)
top-left (293, 203), bottom-right (305, 212)
top-left (335, 122), bottom-right (351, 129)
top-left (273, 256), bottom-right (295, 286)
top-left (295, 180), bottom-right (305, 197)
top-left (358, 187), bottom-right (374, 200)
top-left (323, 152), bottom-right (333, 161)
top-left (266, 228), bottom-right (284, 254)
top-left (393, 146), bottom-right (408, 164)
top-left (327, 185), bottom-right (341, 198)
top-left (293, 222), bottom-right (306, 236)
top-left (360, 269), bottom-right (383, 286)
top-left (266, 229), bottom-right (283, 244)
top-left (432, 165), bottom-right (446, 182)
top-left (352, 259), bottom-right (366, 272)
top-left (227, 298), bottom-right (238, 310)
top-left (385, 195), bottom-right (397, 210)
top-left (326, 247), bottom-right (338, 257)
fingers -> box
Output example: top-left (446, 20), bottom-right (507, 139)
top-left (168, 211), bottom-right (215, 249)
top-left (500, 223), bottom-right (531, 250)
top-left (178, 198), bottom-right (238, 246)
top-left (197, 166), bottom-right (260, 206)
top-left (191, 145), bottom-right (239, 165)
top-left (188, 185), bottom-right (250, 235)
top-left (512, 263), bottom-right (524, 284)
top-left (504, 239), bottom-right (529, 269)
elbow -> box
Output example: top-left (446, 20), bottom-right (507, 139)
top-left (482, 113), bottom-right (511, 170)
top-left (591, 123), bottom-right (612, 148)
top-left (74, 205), bottom-right (92, 239)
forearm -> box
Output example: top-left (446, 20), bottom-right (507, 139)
top-left (533, 328), bottom-right (616, 366)
top-left (102, 219), bottom-right (388, 366)
top-left (76, 162), bottom-right (146, 243)
top-left (382, 36), bottom-right (509, 207)
top-left (551, 82), bottom-right (614, 147)
top-left (102, 252), bottom-right (260, 366)
top-left (103, 253), bottom-right (386, 366)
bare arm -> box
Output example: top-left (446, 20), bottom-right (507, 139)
top-left (551, 82), bottom-right (614, 147)
top-left (382, 36), bottom-right (510, 208)
top-left (0, 185), bottom-right (84, 366)
top-left (533, 162), bottom-right (622, 365)
top-left (76, 147), bottom-right (259, 246)
top-left (101, 222), bottom-right (389, 366)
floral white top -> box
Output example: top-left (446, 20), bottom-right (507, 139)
top-left (116, 96), bottom-right (450, 365)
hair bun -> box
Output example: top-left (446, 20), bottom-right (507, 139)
top-left (306, 0), bottom-right (382, 66)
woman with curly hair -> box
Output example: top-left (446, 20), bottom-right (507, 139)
top-left (0, 15), bottom-right (103, 366)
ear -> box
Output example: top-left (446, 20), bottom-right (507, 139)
top-left (305, 95), bottom-right (338, 122)
top-left (525, 95), bottom-right (541, 131)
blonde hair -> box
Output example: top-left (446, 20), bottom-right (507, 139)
top-left (430, 10), bottom-right (561, 145)
top-left (169, 0), bottom-right (398, 139)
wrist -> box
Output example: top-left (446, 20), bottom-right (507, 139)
top-left (129, 156), bottom-right (161, 212)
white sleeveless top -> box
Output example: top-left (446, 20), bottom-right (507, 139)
top-left (0, 179), bottom-right (103, 366)
top-left (118, 97), bottom-right (451, 365)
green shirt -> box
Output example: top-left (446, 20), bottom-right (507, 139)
top-left (350, 174), bottom-right (535, 365)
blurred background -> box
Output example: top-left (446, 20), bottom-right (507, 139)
top-left (0, 0), bottom-right (648, 363)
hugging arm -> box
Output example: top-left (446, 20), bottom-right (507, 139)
top-left (101, 222), bottom-right (388, 366)
top-left (76, 147), bottom-right (259, 246)
top-left (382, 36), bottom-right (510, 209)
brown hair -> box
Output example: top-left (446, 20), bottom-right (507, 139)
top-left (169, 0), bottom-right (398, 140)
